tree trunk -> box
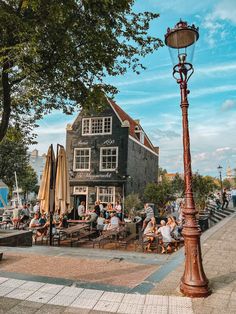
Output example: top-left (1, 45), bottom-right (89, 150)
top-left (0, 61), bottom-right (11, 142)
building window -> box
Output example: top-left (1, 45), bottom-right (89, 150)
top-left (82, 117), bottom-right (112, 135)
top-left (73, 148), bottom-right (91, 171)
top-left (82, 119), bottom-right (90, 134)
top-left (97, 186), bottom-right (115, 204)
top-left (100, 147), bottom-right (118, 171)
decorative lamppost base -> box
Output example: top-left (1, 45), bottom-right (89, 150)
top-left (180, 282), bottom-right (211, 298)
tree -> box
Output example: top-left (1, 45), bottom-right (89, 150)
top-left (192, 174), bottom-right (218, 211)
top-left (0, 128), bottom-right (29, 191)
top-left (124, 193), bottom-right (142, 218)
top-left (0, 126), bottom-right (38, 200)
top-left (171, 173), bottom-right (184, 196)
top-left (19, 165), bottom-right (38, 200)
top-left (0, 0), bottom-right (163, 142)
top-left (222, 178), bottom-right (232, 189)
top-left (143, 179), bottom-right (174, 210)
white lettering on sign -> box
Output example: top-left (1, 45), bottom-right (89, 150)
top-left (103, 139), bottom-right (115, 145)
top-left (78, 140), bottom-right (88, 145)
top-left (78, 172), bottom-right (112, 179)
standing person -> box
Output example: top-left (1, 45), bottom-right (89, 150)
top-left (33, 202), bottom-right (40, 214)
top-left (142, 203), bottom-right (154, 231)
top-left (115, 200), bottom-right (122, 220)
top-left (98, 200), bottom-right (104, 216)
top-left (78, 201), bottom-right (85, 219)
top-left (231, 187), bottom-right (236, 207)
top-left (94, 201), bottom-right (101, 216)
top-left (222, 188), bottom-right (229, 209)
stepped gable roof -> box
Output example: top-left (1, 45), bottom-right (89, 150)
top-left (109, 99), bottom-right (156, 152)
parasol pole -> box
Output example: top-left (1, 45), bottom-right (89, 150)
top-left (49, 144), bottom-right (55, 246)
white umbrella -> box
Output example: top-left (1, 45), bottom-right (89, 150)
top-left (38, 145), bottom-right (55, 214)
top-left (55, 146), bottom-right (70, 215)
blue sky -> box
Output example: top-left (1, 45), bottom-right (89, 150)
top-left (32, 0), bottom-right (236, 178)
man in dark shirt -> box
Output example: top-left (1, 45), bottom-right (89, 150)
top-left (222, 188), bottom-right (229, 209)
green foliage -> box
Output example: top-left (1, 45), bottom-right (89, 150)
top-left (19, 165), bottom-right (39, 199)
top-left (124, 193), bottom-right (142, 211)
top-left (0, 0), bottom-right (163, 141)
top-left (0, 127), bottom-right (38, 197)
top-left (171, 173), bottom-right (184, 196)
top-left (192, 174), bottom-right (218, 210)
top-left (143, 179), bottom-right (174, 209)
top-left (222, 178), bottom-right (232, 189)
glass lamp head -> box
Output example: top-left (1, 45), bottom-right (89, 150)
top-left (165, 20), bottom-right (199, 66)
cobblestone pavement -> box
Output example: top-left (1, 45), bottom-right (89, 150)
top-left (151, 212), bottom-right (236, 314)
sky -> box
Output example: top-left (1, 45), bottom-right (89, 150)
top-left (31, 0), bottom-right (236, 178)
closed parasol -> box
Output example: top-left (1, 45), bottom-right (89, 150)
top-left (55, 146), bottom-right (70, 215)
top-left (38, 145), bottom-right (55, 214)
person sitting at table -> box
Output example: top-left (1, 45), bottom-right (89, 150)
top-left (143, 216), bottom-right (157, 252)
top-left (58, 213), bottom-right (69, 229)
top-left (106, 213), bottom-right (120, 231)
top-left (20, 204), bottom-right (30, 224)
top-left (105, 203), bottom-right (114, 219)
top-left (29, 213), bottom-right (47, 239)
top-left (39, 213), bottom-right (47, 226)
top-left (96, 213), bottom-right (105, 234)
top-left (157, 220), bottom-right (175, 253)
top-left (78, 201), bottom-right (86, 219)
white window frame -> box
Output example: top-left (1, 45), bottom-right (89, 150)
top-left (73, 148), bottom-right (91, 171)
top-left (99, 146), bottom-right (118, 172)
top-left (96, 186), bottom-right (115, 204)
top-left (82, 117), bottom-right (112, 136)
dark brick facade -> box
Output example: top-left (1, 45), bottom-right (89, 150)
top-left (66, 99), bottom-right (159, 211)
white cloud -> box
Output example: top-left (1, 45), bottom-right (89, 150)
top-left (202, 0), bottom-right (236, 47)
top-left (216, 147), bottom-right (231, 152)
top-left (222, 99), bottom-right (236, 111)
top-left (214, 0), bottom-right (236, 24)
top-left (120, 84), bottom-right (236, 107)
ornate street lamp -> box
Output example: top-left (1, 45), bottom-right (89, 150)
top-left (217, 165), bottom-right (223, 199)
top-left (165, 20), bottom-right (211, 297)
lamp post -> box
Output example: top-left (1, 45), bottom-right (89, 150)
top-left (165, 20), bottom-right (211, 297)
top-left (217, 165), bottom-right (223, 199)
top-left (122, 175), bottom-right (131, 221)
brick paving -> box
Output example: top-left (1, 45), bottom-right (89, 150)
top-left (150, 212), bottom-right (236, 314)
top-left (0, 278), bottom-right (194, 313)
top-left (0, 209), bottom-right (235, 313)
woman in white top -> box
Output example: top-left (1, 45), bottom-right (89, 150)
top-left (78, 201), bottom-right (85, 219)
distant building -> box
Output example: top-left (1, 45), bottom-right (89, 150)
top-left (29, 149), bottom-right (46, 185)
top-left (66, 98), bottom-right (159, 211)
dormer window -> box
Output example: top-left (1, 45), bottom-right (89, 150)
top-left (135, 126), bottom-right (145, 144)
top-left (82, 117), bottom-right (112, 135)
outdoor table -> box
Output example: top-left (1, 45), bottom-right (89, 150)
top-left (67, 219), bottom-right (89, 224)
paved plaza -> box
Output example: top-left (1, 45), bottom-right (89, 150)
top-left (0, 210), bottom-right (235, 313)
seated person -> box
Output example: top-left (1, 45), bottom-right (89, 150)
top-left (85, 209), bottom-right (98, 228)
top-left (20, 204), bottom-right (30, 224)
top-left (143, 217), bottom-right (157, 252)
top-left (29, 213), bottom-right (47, 238)
top-left (58, 213), bottom-right (68, 229)
top-left (39, 214), bottom-right (47, 226)
top-left (157, 220), bottom-right (175, 253)
top-left (97, 213), bottom-right (105, 233)
top-left (142, 203), bottom-right (154, 231)
top-left (106, 213), bottom-right (120, 231)
top-left (12, 206), bottom-right (22, 229)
